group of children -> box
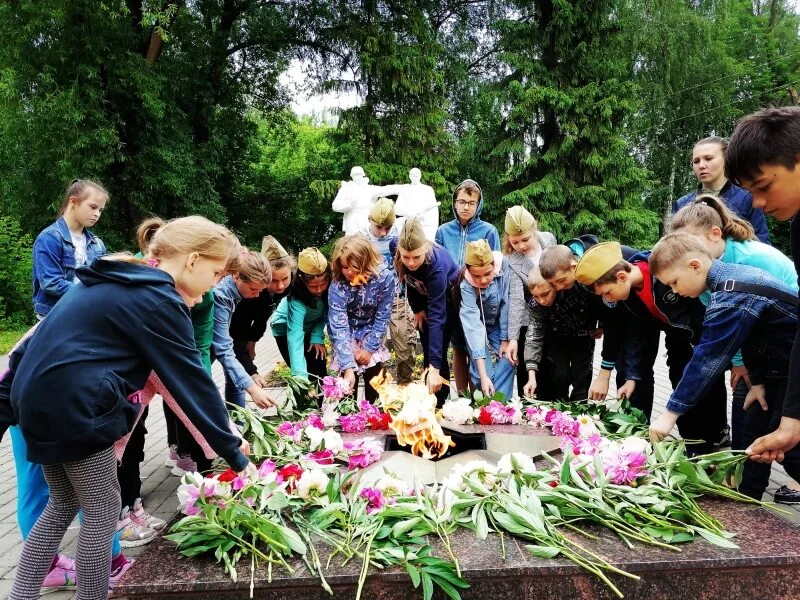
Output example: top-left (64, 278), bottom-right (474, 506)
top-left (4, 106), bottom-right (800, 598)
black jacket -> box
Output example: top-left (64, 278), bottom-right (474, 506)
top-left (0, 258), bottom-right (248, 470)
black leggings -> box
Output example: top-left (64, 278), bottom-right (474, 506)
top-left (117, 408), bottom-right (147, 508)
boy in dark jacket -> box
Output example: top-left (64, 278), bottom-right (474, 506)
top-left (648, 232), bottom-right (800, 499)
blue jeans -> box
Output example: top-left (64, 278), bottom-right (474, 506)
top-left (10, 426), bottom-right (122, 557)
top-left (468, 327), bottom-right (515, 401)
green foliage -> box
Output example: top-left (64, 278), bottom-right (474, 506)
top-left (0, 217), bottom-right (34, 329)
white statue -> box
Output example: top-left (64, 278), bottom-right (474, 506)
top-left (332, 166), bottom-right (395, 235)
top-left (393, 168), bottom-right (440, 240)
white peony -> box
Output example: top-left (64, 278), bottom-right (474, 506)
top-left (296, 468), bottom-right (330, 500)
top-left (322, 429), bottom-right (344, 453)
top-left (497, 452), bottom-right (536, 475)
top-left (621, 436), bottom-right (651, 455)
top-left (441, 398), bottom-right (474, 424)
top-left (321, 403), bottom-right (340, 428)
top-left (576, 414), bottom-right (600, 438)
top-left (304, 426), bottom-right (324, 450)
top-left (508, 399), bottom-right (524, 425)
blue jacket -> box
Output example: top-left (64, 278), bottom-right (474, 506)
top-left (212, 276), bottom-right (254, 392)
top-left (666, 260), bottom-right (797, 415)
top-left (391, 240), bottom-right (460, 370)
top-left (673, 181), bottom-right (771, 245)
top-left (0, 258), bottom-right (248, 470)
top-left (460, 259), bottom-right (510, 360)
top-left (435, 182), bottom-right (500, 266)
top-left (328, 267), bottom-right (396, 371)
top-left (32, 217), bottom-right (107, 316)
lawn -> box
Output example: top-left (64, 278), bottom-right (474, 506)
top-left (0, 327), bottom-right (27, 355)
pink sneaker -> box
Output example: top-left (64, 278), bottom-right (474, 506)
top-left (171, 454), bottom-right (197, 477)
top-left (109, 555), bottom-right (134, 590)
top-left (41, 558), bottom-right (76, 594)
top-left (165, 444), bottom-right (178, 467)
top-left (131, 497), bottom-right (166, 531)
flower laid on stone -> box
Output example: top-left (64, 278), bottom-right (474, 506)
top-left (440, 397), bottom-right (474, 424)
top-left (322, 375), bottom-right (351, 401)
top-left (343, 439), bottom-right (383, 470)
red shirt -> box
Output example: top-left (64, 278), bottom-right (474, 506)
top-left (633, 261), bottom-right (667, 324)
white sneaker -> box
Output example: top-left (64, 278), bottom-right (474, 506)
top-left (117, 507), bottom-right (157, 548)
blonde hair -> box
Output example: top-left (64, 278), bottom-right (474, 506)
top-left (670, 194), bottom-right (755, 242)
top-left (394, 240), bottom-right (432, 281)
top-left (237, 249), bottom-right (272, 284)
top-left (149, 216), bottom-right (242, 272)
top-left (136, 217), bottom-right (165, 254)
top-left (58, 179), bottom-right (109, 217)
top-left (538, 245), bottom-right (576, 280)
top-left (502, 228), bottom-right (540, 256)
top-left (527, 266), bottom-right (550, 293)
top-left (331, 235), bottom-right (382, 282)
top-left (270, 255), bottom-right (297, 273)
top-left (649, 232), bottom-right (713, 276)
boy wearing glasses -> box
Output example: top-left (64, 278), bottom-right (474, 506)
top-left (436, 179), bottom-right (501, 392)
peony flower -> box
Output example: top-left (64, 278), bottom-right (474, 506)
top-left (277, 421), bottom-right (302, 440)
top-left (277, 464), bottom-right (304, 490)
top-left (497, 452), bottom-right (536, 475)
top-left (339, 413), bottom-right (368, 433)
top-left (368, 412), bottom-right (391, 430)
top-left (322, 375), bottom-right (351, 401)
top-left (257, 459), bottom-right (277, 477)
top-left (344, 439), bottom-right (383, 470)
top-left (321, 403), bottom-right (340, 427)
top-left (358, 399), bottom-right (382, 420)
top-left (305, 449), bottom-right (336, 465)
top-left (306, 413), bottom-right (325, 430)
top-left (322, 429), bottom-right (344, 453)
top-left (359, 487), bottom-right (387, 514)
top-left (621, 436), bottom-right (651, 455)
top-left (477, 407), bottom-right (494, 425)
top-left (304, 425), bottom-right (324, 450)
top-left (216, 468), bottom-right (237, 483)
top-left (177, 473), bottom-right (229, 515)
top-left (526, 406), bottom-right (549, 427)
top-left (576, 414), bottom-right (600, 438)
top-left (441, 398), bottom-right (474, 424)
top-left (374, 475), bottom-right (409, 498)
top-left (599, 441), bottom-right (649, 486)
top-left (296, 469), bottom-right (330, 499)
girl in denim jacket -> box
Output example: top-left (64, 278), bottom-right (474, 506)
top-left (327, 235), bottom-right (396, 401)
top-left (32, 179), bottom-right (108, 318)
top-left (459, 239), bottom-right (515, 399)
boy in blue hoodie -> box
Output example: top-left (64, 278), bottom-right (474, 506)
top-left (436, 179), bottom-right (501, 392)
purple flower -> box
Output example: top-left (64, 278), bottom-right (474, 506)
top-left (277, 421), bottom-right (302, 440)
top-left (339, 413), bottom-right (368, 433)
top-left (344, 439), bottom-right (382, 470)
top-left (359, 487), bottom-right (387, 514)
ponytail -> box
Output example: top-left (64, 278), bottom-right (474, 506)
top-left (670, 194), bottom-right (755, 242)
top-left (136, 217), bottom-right (166, 255)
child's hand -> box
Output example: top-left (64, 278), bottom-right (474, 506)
top-left (649, 411), bottom-right (679, 443)
top-left (588, 371), bottom-right (611, 401)
top-left (480, 376), bottom-right (495, 397)
top-left (252, 373), bottom-right (267, 388)
top-left (747, 416), bottom-right (800, 463)
top-left (589, 328), bottom-right (603, 339)
top-left (730, 365), bottom-right (751, 390)
top-left (354, 349), bottom-right (373, 366)
top-left (308, 343), bottom-right (327, 360)
top-left (744, 384), bottom-right (768, 411)
top-left (239, 438), bottom-right (251, 456)
top-left (502, 340), bottom-right (518, 365)
top-left (414, 311), bottom-right (427, 331)
top-left (523, 371), bottom-right (537, 398)
top-left (248, 385), bottom-right (276, 409)
top-left (246, 341), bottom-right (257, 360)
top-left (426, 367), bottom-right (442, 394)
top-left (342, 369), bottom-right (356, 393)
top-left (616, 379), bottom-right (636, 399)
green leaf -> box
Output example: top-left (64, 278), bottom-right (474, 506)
top-left (406, 562), bottom-right (421, 587)
top-left (421, 571), bottom-right (433, 600)
top-left (525, 544), bottom-right (561, 559)
top-left (695, 528), bottom-right (739, 549)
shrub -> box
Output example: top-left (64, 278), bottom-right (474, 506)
top-left (0, 217), bottom-right (34, 329)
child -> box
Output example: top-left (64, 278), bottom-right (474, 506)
top-left (328, 235), bottom-right (396, 400)
top-left (271, 247), bottom-right (330, 384)
top-left (226, 236), bottom-right (294, 406)
top-left (0, 216), bottom-right (254, 599)
top-left (575, 240), bottom-right (725, 452)
top-left (671, 194), bottom-right (797, 454)
top-left (33, 179), bottom-right (108, 318)
top-left (459, 240), bottom-right (515, 399)
top-left (724, 106), bottom-right (800, 465)
top-left (503, 205), bottom-right (557, 393)
top-left (436, 179), bottom-right (501, 392)
top-left (538, 244), bottom-right (628, 402)
top-left (213, 250), bottom-right (276, 410)
top-left (648, 232), bottom-right (800, 500)
top-left (523, 267), bottom-right (597, 402)
top-left (392, 217), bottom-right (460, 405)
top-left (359, 198), bottom-right (417, 384)
top-left (673, 136), bottom-right (770, 244)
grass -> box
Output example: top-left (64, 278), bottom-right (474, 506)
top-left (0, 327), bottom-right (27, 355)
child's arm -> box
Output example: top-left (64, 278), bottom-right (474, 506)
top-left (523, 305), bottom-right (546, 397)
top-left (191, 290), bottom-right (215, 374)
top-left (507, 266), bottom-right (526, 345)
top-left (361, 271), bottom-right (396, 353)
top-left (487, 226), bottom-right (501, 252)
top-left (211, 290), bottom-right (258, 394)
top-left (459, 280), bottom-right (486, 361)
top-left (33, 233), bottom-right (72, 299)
top-left (421, 265), bottom-right (450, 373)
top-left (286, 298), bottom-right (311, 379)
top-left (327, 281), bottom-right (357, 370)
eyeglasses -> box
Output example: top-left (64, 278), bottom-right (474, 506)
top-left (455, 200), bottom-right (478, 208)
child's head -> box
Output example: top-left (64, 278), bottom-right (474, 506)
top-left (452, 179), bottom-right (482, 225)
top-left (539, 245), bottom-right (578, 290)
top-left (58, 179), bottom-right (109, 228)
top-left (691, 136), bottom-right (727, 188)
top-left (669, 194), bottom-right (755, 257)
top-left (261, 235), bottom-right (295, 294)
top-left (331, 234), bottom-right (382, 285)
top-left (574, 242), bottom-right (633, 303)
top-left (296, 247), bottom-right (331, 299)
top-left (148, 216), bottom-right (242, 300)
top-left (527, 267), bottom-right (556, 307)
top-left (502, 205), bottom-right (540, 255)
top-left (725, 106), bottom-right (800, 221)
top-left (136, 216), bottom-right (166, 255)
top-left (234, 250), bottom-right (272, 298)
top-left (368, 197), bottom-right (397, 239)
top-left (395, 217), bottom-right (430, 276)
top-left (650, 232), bottom-right (713, 298)
top-left (464, 239), bottom-right (495, 289)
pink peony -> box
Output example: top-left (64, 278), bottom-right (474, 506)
top-left (344, 439), bottom-right (382, 470)
top-left (322, 376), bottom-right (351, 401)
top-left (359, 487), bottom-right (388, 514)
top-left (306, 413), bottom-right (325, 430)
top-left (277, 421), bottom-right (302, 440)
top-left (305, 449), bottom-right (336, 465)
top-left (358, 400), bottom-right (382, 420)
top-left (601, 446), bottom-right (649, 486)
top-left (257, 459), bottom-right (277, 477)
top-left (339, 413), bottom-right (368, 433)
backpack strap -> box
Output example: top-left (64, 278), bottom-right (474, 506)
top-left (712, 278), bottom-right (799, 307)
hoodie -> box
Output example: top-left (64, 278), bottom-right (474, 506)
top-left (435, 180), bottom-right (500, 267)
top-left (0, 258), bottom-right (248, 470)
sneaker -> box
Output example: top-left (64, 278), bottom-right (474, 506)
top-left (131, 497), bottom-right (166, 531)
top-left (171, 454), bottom-right (197, 477)
top-left (165, 444), bottom-right (178, 468)
top-left (117, 508), bottom-right (157, 548)
top-left (41, 557), bottom-right (76, 594)
top-left (109, 555), bottom-right (134, 590)
top-left (713, 426), bottom-right (731, 450)
top-left (774, 484), bottom-right (800, 504)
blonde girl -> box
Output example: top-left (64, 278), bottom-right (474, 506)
top-left (328, 235), bottom-right (396, 400)
top-left (2, 216), bottom-right (253, 600)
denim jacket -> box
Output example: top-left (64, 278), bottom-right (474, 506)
top-left (460, 258), bottom-right (510, 360)
top-left (32, 217), bottom-right (106, 316)
top-left (666, 260), bottom-right (797, 415)
top-left (211, 276), bottom-right (254, 392)
top-left (328, 267), bottom-right (396, 371)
